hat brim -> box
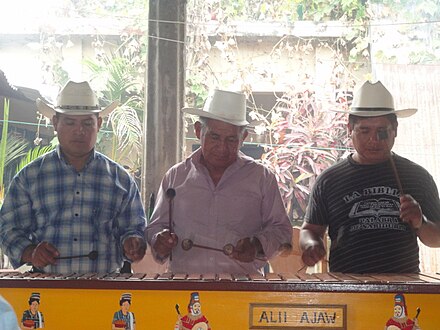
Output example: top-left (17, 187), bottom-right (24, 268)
top-left (182, 107), bottom-right (250, 126)
top-left (36, 98), bottom-right (119, 119)
top-left (331, 108), bottom-right (417, 118)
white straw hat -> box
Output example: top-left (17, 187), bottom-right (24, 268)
top-left (334, 80), bottom-right (417, 118)
top-left (36, 81), bottom-right (119, 118)
top-left (182, 89), bottom-right (249, 126)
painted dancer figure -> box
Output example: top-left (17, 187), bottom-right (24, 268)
top-left (175, 292), bottom-right (210, 330)
top-left (300, 80), bottom-right (440, 273)
top-left (21, 293), bottom-right (44, 329)
top-left (112, 293), bottom-right (136, 330)
top-left (385, 293), bottom-right (420, 330)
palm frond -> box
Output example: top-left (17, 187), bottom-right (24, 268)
top-left (108, 103), bottom-right (142, 153)
top-left (16, 145), bottom-right (55, 173)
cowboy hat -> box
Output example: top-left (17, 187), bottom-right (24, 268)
top-left (182, 89), bottom-right (249, 126)
top-left (36, 80), bottom-right (119, 118)
top-left (334, 80), bottom-right (417, 118)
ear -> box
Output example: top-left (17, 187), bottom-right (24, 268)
top-left (194, 121), bottom-right (202, 139)
top-left (242, 129), bottom-right (248, 142)
top-left (52, 115), bottom-right (59, 132)
top-left (97, 116), bottom-right (103, 129)
top-left (347, 122), bottom-right (353, 135)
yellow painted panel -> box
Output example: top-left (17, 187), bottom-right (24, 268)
top-left (1, 288), bottom-right (439, 329)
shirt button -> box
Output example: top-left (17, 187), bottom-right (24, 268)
top-left (76, 191), bottom-right (80, 195)
top-left (73, 238), bottom-right (78, 241)
top-left (75, 213), bottom-right (79, 217)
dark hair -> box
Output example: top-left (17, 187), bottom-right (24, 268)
top-left (28, 298), bottom-right (40, 305)
top-left (55, 112), bottom-right (99, 119)
top-left (119, 299), bottom-right (131, 306)
top-left (349, 114), bottom-right (398, 128)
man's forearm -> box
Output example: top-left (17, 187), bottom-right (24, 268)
top-left (416, 217), bottom-right (440, 247)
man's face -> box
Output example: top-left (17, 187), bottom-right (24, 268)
top-left (53, 113), bottom-right (102, 160)
top-left (195, 119), bottom-right (247, 171)
top-left (349, 116), bottom-right (396, 164)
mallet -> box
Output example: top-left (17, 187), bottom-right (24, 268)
top-left (378, 129), bottom-right (404, 194)
top-left (55, 250), bottom-right (98, 260)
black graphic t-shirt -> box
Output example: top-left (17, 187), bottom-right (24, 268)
top-left (305, 154), bottom-right (440, 273)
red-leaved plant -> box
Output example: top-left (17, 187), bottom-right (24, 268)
top-left (259, 86), bottom-right (352, 223)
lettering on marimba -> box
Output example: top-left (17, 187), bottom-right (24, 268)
top-left (258, 311), bottom-right (287, 323)
top-left (299, 311), bottom-right (336, 324)
top-left (249, 303), bottom-right (346, 329)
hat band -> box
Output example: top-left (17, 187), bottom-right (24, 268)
top-left (56, 105), bottom-right (100, 110)
top-left (351, 107), bottom-right (394, 112)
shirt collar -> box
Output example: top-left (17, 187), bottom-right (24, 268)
top-left (56, 145), bottom-right (97, 167)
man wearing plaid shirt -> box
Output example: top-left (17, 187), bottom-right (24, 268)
top-left (0, 81), bottom-right (147, 274)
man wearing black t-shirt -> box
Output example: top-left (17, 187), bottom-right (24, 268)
top-left (300, 80), bottom-right (440, 273)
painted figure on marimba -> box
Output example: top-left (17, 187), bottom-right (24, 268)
top-left (385, 293), bottom-right (421, 330)
top-left (112, 293), bottom-right (136, 330)
top-left (20, 292), bottom-right (44, 329)
top-left (175, 292), bottom-right (211, 330)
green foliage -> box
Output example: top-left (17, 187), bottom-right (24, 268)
top-left (204, 0), bottom-right (367, 22)
top-left (84, 36), bottom-right (146, 172)
top-left (39, 33), bottom-right (70, 88)
top-left (0, 100), bottom-right (29, 204)
top-left (185, 75), bottom-right (211, 109)
top-left (369, 0), bottom-right (440, 64)
top-left (293, 0), bottom-right (366, 21)
top-left (0, 99), bottom-right (30, 206)
top-left (0, 98), bottom-right (9, 192)
top-left (68, 0), bottom-right (148, 17)
top-left (16, 145), bottom-right (56, 174)
top-left (33, 1), bottom-right (148, 176)
top-left (1, 135), bottom-right (29, 179)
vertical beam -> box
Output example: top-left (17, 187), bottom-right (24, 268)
top-left (142, 0), bottom-right (186, 207)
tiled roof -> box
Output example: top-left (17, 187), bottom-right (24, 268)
top-left (0, 70), bottom-right (32, 101)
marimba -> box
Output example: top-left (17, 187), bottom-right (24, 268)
top-left (2, 271), bottom-right (440, 329)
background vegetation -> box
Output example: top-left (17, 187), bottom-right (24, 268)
top-left (2, 0), bottom-right (440, 216)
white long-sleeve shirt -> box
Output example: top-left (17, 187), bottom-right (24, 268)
top-left (146, 148), bottom-right (292, 275)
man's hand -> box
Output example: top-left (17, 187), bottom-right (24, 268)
top-left (21, 242), bottom-right (59, 269)
top-left (230, 237), bottom-right (260, 263)
top-left (301, 238), bottom-right (326, 267)
top-left (123, 237), bottom-right (147, 262)
top-left (299, 223), bottom-right (327, 267)
top-left (153, 229), bottom-right (178, 259)
top-left (400, 194), bottom-right (424, 230)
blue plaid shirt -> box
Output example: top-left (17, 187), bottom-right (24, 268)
top-left (0, 147), bottom-right (147, 274)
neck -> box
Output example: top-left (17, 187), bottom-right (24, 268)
top-left (61, 149), bottom-right (92, 171)
top-left (200, 156), bottom-right (227, 186)
top-left (351, 152), bottom-right (391, 165)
